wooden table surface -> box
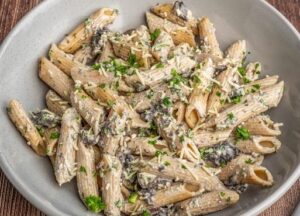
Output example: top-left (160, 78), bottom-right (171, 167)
top-left (0, 0), bottom-right (300, 215)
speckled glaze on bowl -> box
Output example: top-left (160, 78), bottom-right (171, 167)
top-left (0, 0), bottom-right (299, 215)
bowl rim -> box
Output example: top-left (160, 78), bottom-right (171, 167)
top-left (0, 0), bottom-right (299, 215)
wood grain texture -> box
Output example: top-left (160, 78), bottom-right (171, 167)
top-left (0, 0), bottom-right (299, 216)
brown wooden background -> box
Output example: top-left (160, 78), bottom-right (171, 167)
top-left (0, 0), bottom-right (299, 215)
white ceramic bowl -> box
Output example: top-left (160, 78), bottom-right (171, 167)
top-left (0, 0), bottom-right (299, 215)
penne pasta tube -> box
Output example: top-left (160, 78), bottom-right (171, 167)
top-left (198, 17), bottom-right (223, 58)
top-left (151, 2), bottom-right (198, 35)
top-left (73, 45), bottom-right (94, 65)
top-left (218, 154), bottom-right (273, 186)
top-left (101, 154), bottom-right (123, 216)
top-left (224, 40), bottom-right (246, 65)
top-left (236, 135), bottom-right (281, 154)
top-left (151, 30), bottom-right (174, 61)
top-left (140, 155), bottom-right (225, 190)
top-left (44, 127), bottom-right (60, 156)
top-left (7, 100), bottom-right (46, 156)
top-left (185, 58), bottom-right (215, 128)
top-left (193, 129), bottom-right (232, 147)
top-left (93, 145), bottom-right (102, 189)
top-left (59, 8), bottom-right (118, 53)
top-left (49, 44), bottom-right (85, 76)
top-left (39, 57), bottom-right (74, 102)
top-left (76, 138), bottom-right (99, 206)
top-left (242, 115), bottom-right (282, 136)
top-left (203, 82), bottom-right (284, 129)
top-left (54, 108), bottom-right (81, 186)
top-left (110, 39), bottom-right (152, 69)
top-left (146, 12), bottom-right (196, 47)
top-left (70, 87), bottom-right (105, 135)
top-left (127, 137), bottom-right (169, 156)
top-left (45, 90), bottom-right (70, 116)
top-left (150, 183), bottom-right (203, 209)
top-left (176, 190), bottom-right (239, 215)
top-left (125, 55), bottom-right (196, 90)
top-left (243, 75), bottom-right (279, 94)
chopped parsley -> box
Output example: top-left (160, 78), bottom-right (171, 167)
top-left (181, 164), bottom-right (187, 169)
top-left (84, 18), bottom-right (92, 26)
top-left (79, 166), bottom-right (87, 174)
top-left (142, 210), bottom-right (151, 216)
top-left (92, 63), bottom-right (101, 70)
top-left (243, 77), bottom-right (250, 84)
top-left (236, 126), bottom-right (250, 140)
top-left (169, 69), bottom-right (187, 89)
top-left (219, 191), bottom-right (226, 197)
top-left (98, 83), bottom-right (107, 89)
top-left (216, 91), bottom-right (222, 97)
top-left (238, 66), bottom-right (246, 76)
top-left (199, 147), bottom-right (209, 159)
top-left (231, 95), bottom-right (241, 104)
top-left (162, 97), bottom-right (172, 107)
top-left (50, 131), bottom-right (60, 139)
top-left (128, 53), bottom-right (139, 68)
top-left (36, 126), bottom-right (45, 136)
top-left (150, 28), bottom-right (161, 42)
top-left (92, 59), bottom-right (130, 77)
top-left (146, 89), bottom-right (154, 99)
top-left (227, 113), bottom-right (234, 120)
top-left (155, 150), bottom-right (167, 157)
top-left (192, 74), bottom-right (202, 87)
top-left (251, 84), bottom-right (261, 93)
top-left (106, 100), bottom-right (115, 108)
top-left (148, 138), bottom-right (157, 145)
top-left (128, 192), bottom-right (139, 204)
top-left (245, 158), bottom-right (254, 164)
top-left (164, 161), bottom-right (171, 166)
top-left (84, 195), bottom-right (106, 213)
top-left (155, 62), bottom-right (164, 68)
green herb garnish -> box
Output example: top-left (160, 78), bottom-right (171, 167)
top-left (150, 28), bottom-right (161, 42)
top-left (236, 126), bottom-right (250, 140)
top-left (148, 139), bottom-right (157, 145)
top-left (84, 195), bottom-right (106, 213)
top-left (155, 62), bottom-right (164, 68)
top-left (245, 158), bottom-right (254, 164)
top-left (227, 113), bottom-right (234, 120)
top-left (142, 210), bottom-right (151, 216)
top-left (50, 131), bottom-right (60, 139)
top-left (128, 192), bottom-right (139, 204)
top-left (162, 97), bottom-right (172, 107)
top-left (79, 166), bottom-right (87, 174)
top-left (128, 53), bottom-right (139, 68)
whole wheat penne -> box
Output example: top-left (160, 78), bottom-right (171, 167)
top-left (110, 39), bottom-right (152, 69)
top-left (92, 145), bottom-right (102, 189)
top-left (151, 30), bottom-right (174, 61)
top-left (185, 58), bottom-right (215, 128)
top-left (243, 75), bottom-right (279, 94)
top-left (176, 190), bottom-right (239, 215)
top-left (193, 129), bottom-right (232, 147)
top-left (146, 12), bottom-right (196, 47)
top-left (59, 8), bottom-right (118, 53)
top-left (73, 45), bottom-right (94, 65)
top-left (218, 154), bottom-right (272, 186)
top-left (49, 44), bottom-right (86, 76)
top-left (198, 17), bottom-right (223, 58)
top-left (151, 183), bottom-right (203, 209)
top-left (203, 82), bottom-right (284, 129)
top-left (45, 90), bottom-right (70, 116)
top-left (54, 108), bottom-right (81, 186)
top-left (243, 115), bottom-right (282, 136)
top-left (236, 135), bottom-right (281, 154)
top-left (70, 87), bottom-right (105, 135)
top-left (224, 40), bottom-right (246, 65)
top-left (125, 55), bottom-right (196, 90)
top-left (39, 57), bottom-right (74, 102)
top-left (140, 155), bottom-right (225, 190)
top-left (101, 154), bottom-right (123, 216)
top-left (44, 127), bottom-right (60, 156)
top-left (7, 100), bottom-right (46, 156)
top-left (127, 137), bottom-right (169, 156)
top-left (151, 2), bottom-right (198, 35)
top-left (76, 138), bottom-right (99, 206)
